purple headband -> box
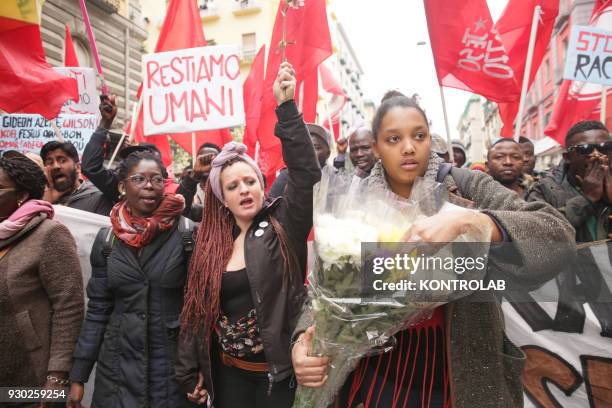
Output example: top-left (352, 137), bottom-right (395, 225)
top-left (209, 142), bottom-right (265, 203)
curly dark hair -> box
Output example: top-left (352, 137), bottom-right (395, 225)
top-left (0, 155), bottom-right (47, 199)
top-left (565, 120), bottom-right (609, 146)
top-left (117, 151), bottom-right (168, 181)
top-left (372, 95), bottom-right (429, 139)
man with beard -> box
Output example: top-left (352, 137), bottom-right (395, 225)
top-left (486, 138), bottom-right (527, 198)
top-left (349, 128), bottom-right (377, 175)
top-left (41, 141), bottom-right (113, 216)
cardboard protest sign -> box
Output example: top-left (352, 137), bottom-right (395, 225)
top-left (142, 45), bottom-right (245, 136)
top-left (0, 113), bottom-right (97, 155)
top-left (54, 67), bottom-right (99, 115)
top-left (563, 25), bottom-right (612, 86)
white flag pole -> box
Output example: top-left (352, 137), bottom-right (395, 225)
top-left (601, 87), bottom-right (608, 123)
top-left (513, 5), bottom-right (542, 142)
top-left (438, 85), bottom-right (454, 163)
top-left (107, 95), bottom-right (142, 168)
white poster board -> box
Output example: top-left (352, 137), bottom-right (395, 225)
top-left (142, 45), bottom-right (245, 136)
top-left (54, 67), bottom-right (99, 115)
top-left (563, 25), bottom-right (612, 86)
top-left (0, 114), bottom-right (97, 155)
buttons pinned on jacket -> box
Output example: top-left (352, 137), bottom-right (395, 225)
top-left (255, 229), bottom-right (264, 237)
top-left (259, 221), bottom-right (269, 228)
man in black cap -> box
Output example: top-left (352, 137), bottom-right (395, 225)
top-left (269, 123), bottom-right (332, 198)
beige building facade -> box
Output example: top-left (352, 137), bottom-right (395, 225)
top-left (41, 0), bottom-right (148, 126)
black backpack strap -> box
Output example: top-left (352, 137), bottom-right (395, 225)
top-left (101, 227), bottom-right (115, 258)
top-left (177, 216), bottom-right (197, 263)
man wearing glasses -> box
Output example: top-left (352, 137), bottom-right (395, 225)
top-left (527, 120), bottom-right (611, 242)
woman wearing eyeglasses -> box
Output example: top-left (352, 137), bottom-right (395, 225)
top-left (528, 120), bottom-right (612, 242)
top-left (68, 151), bottom-right (196, 407)
top-left (0, 154), bottom-right (84, 405)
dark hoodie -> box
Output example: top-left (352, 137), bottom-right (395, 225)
top-left (56, 180), bottom-right (113, 217)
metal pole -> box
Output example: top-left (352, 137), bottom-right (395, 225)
top-left (513, 5), bottom-right (542, 142)
top-left (438, 85), bottom-right (454, 163)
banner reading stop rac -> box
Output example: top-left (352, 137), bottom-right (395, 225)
top-left (142, 45), bottom-right (245, 136)
top-left (563, 25), bottom-right (612, 86)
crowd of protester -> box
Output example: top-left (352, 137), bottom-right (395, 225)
top-left (0, 62), bottom-right (610, 407)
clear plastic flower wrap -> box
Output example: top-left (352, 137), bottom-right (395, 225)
top-left (293, 167), bottom-right (492, 408)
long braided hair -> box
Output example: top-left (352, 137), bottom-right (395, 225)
top-left (181, 159), bottom-right (301, 338)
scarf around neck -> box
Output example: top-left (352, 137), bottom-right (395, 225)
top-left (0, 200), bottom-right (54, 240)
top-left (110, 194), bottom-right (185, 249)
top-left (367, 151), bottom-right (446, 200)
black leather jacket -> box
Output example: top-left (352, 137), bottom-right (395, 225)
top-left (175, 100), bottom-right (321, 401)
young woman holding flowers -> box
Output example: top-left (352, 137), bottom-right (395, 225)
top-left (292, 95), bottom-right (576, 408)
top-left (175, 62), bottom-right (320, 408)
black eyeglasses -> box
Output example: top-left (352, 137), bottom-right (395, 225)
top-left (566, 141), bottom-right (612, 156)
top-left (128, 174), bottom-right (165, 188)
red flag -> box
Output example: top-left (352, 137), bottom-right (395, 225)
top-left (494, 0), bottom-right (559, 136)
top-left (127, 0), bottom-right (232, 165)
top-left (544, 1), bottom-right (612, 145)
top-left (64, 24), bottom-right (79, 67)
top-left (256, 0), bottom-right (332, 180)
top-left (0, 2), bottom-right (78, 119)
top-left (425, 0), bottom-right (558, 135)
top-left (319, 63), bottom-right (347, 141)
top-left (243, 45), bottom-right (266, 158)
top-left (424, 0), bottom-right (519, 101)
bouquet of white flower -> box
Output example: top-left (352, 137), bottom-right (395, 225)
top-left (293, 168), bottom-right (491, 408)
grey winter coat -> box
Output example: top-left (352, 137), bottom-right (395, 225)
top-left (294, 155), bottom-right (576, 408)
top-left (69, 216), bottom-right (196, 408)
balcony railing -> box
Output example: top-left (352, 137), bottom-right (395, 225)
top-left (89, 0), bottom-right (120, 13)
top-left (233, 0), bottom-right (261, 16)
top-left (241, 47), bottom-right (257, 64)
top-left (200, 3), bottom-right (220, 21)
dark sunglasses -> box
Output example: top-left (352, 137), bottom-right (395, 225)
top-left (566, 141), bottom-right (612, 156)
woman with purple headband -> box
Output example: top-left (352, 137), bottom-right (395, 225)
top-left (176, 62), bottom-right (321, 408)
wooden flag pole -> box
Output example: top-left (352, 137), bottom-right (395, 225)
top-left (438, 85), bottom-right (454, 163)
top-left (191, 132), bottom-right (197, 166)
top-left (107, 96), bottom-right (142, 168)
top-left (513, 5), bottom-right (542, 142)
top-left (601, 87), bottom-right (608, 123)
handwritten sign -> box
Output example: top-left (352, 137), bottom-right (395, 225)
top-left (142, 45), bottom-right (245, 136)
top-left (563, 25), bottom-right (612, 86)
top-left (0, 114), bottom-right (97, 155)
top-left (54, 67), bottom-right (99, 116)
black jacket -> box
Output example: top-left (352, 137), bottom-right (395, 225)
top-left (57, 180), bottom-right (113, 216)
top-left (527, 161), bottom-right (610, 242)
top-left (175, 100), bottom-right (321, 401)
top-left (70, 216), bottom-right (196, 408)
